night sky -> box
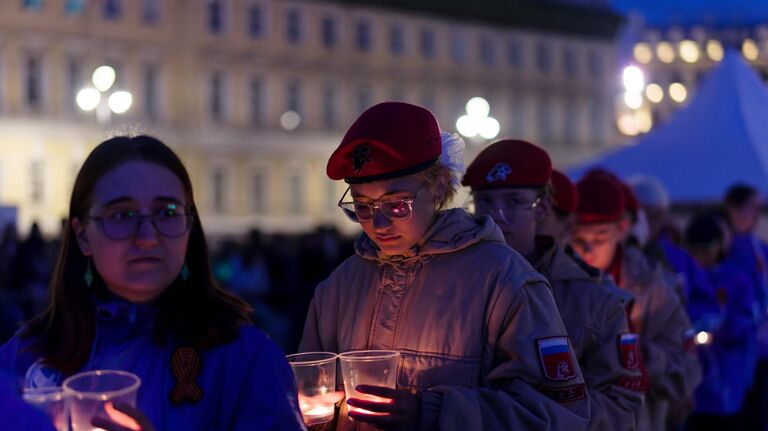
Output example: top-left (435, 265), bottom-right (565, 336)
top-left (612, 0), bottom-right (768, 27)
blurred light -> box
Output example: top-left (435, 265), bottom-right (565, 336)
top-left (107, 91), bottom-right (132, 114)
top-left (617, 114), bottom-right (639, 136)
top-left (479, 117), bottom-right (500, 140)
top-left (656, 42), bottom-right (675, 63)
top-left (280, 110), bottom-right (301, 130)
top-left (622, 66), bottom-right (645, 93)
top-left (695, 331), bottom-right (711, 345)
top-left (645, 84), bottom-right (664, 103)
top-left (634, 110), bottom-right (653, 133)
top-left (466, 97), bottom-right (490, 118)
top-left (92, 65), bottom-right (116, 92)
top-left (633, 43), bottom-right (653, 64)
top-left (624, 92), bottom-right (643, 109)
top-left (743, 39), bottom-right (759, 61)
top-left (76, 88), bottom-right (101, 111)
top-left (669, 83), bottom-right (688, 103)
top-left (706, 40), bottom-right (724, 61)
top-left (679, 40), bottom-right (700, 63)
top-left (456, 115), bottom-right (479, 138)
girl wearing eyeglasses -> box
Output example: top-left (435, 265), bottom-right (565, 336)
top-left (299, 102), bottom-right (590, 431)
top-left (0, 136), bottom-right (305, 431)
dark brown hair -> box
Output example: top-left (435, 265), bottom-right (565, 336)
top-left (23, 135), bottom-right (252, 374)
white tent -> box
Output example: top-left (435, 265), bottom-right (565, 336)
top-left (568, 52), bottom-right (768, 203)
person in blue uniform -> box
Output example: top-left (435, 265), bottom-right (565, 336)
top-left (684, 212), bottom-right (757, 430)
top-left (0, 135), bottom-right (305, 431)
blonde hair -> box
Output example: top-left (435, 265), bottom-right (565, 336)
top-left (414, 161), bottom-right (457, 210)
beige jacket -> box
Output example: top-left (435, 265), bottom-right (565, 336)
top-left (533, 238), bottom-right (644, 431)
top-left (618, 246), bottom-right (702, 431)
top-left (300, 209), bottom-right (590, 431)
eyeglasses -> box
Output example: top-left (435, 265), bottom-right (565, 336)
top-left (338, 184), bottom-right (428, 223)
top-left (89, 203), bottom-right (193, 240)
top-left (466, 195), bottom-right (541, 224)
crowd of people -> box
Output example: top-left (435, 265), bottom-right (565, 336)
top-left (0, 101), bottom-right (766, 430)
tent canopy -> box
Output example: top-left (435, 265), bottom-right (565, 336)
top-left (569, 52), bottom-right (768, 203)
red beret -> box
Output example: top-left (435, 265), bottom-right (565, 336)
top-left (326, 102), bottom-right (441, 183)
top-left (583, 168), bottom-right (638, 217)
top-left (576, 177), bottom-right (626, 224)
top-left (551, 169), bottom-right (578, 214)
top-left (462, 139), bottom-right (551, 190)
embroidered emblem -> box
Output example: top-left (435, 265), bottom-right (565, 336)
top-left (537, 337), bottom-right (577, 381)
top-left (537, 383), bottom-right (587, 403)
top-left (485, 163), bottom-right (512, 183)
top-left (352, 144), bottom-right (372, 174)
top-left (170, 348), bottom-right (203, 405)
top-left (619, 333), bottom-right (640, 369)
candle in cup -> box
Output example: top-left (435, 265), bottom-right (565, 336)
top-left (298, 388), bottom-right (336, 425)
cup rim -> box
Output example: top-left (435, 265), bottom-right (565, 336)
top-left (338, 350), bottom-right (400, 361)
top-left (62, 370), bottom-right (141, 401)
top-left (286, 351), bottom-right (338, 366)
top-left (22, 386), bottom-right (64, 402)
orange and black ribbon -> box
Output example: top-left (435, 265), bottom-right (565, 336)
top-left (170, 347), bottom-right (203, 405)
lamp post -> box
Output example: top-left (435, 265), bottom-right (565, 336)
top-left (456, 97), bottom-right (500, 143)
top-left (76, 65), bottom-right (132, 123)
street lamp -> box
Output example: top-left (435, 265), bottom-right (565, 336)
top-left (76, 65), bottom-right (132, 122)
top-left (456, 97), bottom-right (500, 142)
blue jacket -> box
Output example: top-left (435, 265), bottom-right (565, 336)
top-left (0, 371), bottom-right (56, 431)
top-left (694, 263), bottom-right (758, 414)
top-left (0, 295), bottom-right (306, 431)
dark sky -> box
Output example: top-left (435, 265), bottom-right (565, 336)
top-left (612, 0), bottom-right (768, 27)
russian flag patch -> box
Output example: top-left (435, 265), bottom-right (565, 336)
top-left (537, 336), bottom-right (577, 382)
top-left (619, 333), bottom-right (640, 369)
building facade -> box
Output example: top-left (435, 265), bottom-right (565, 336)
top-left (0, 0), bottom-right (620, 237)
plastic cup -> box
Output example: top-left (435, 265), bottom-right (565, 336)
top-left (62, 370), bottom-right (141, 431)
top-left (338, 350), bottom-right (399, 415)
top-left (22, 386), bottom-right (68, 431)
top-left (286, 352), bottom-right (341, 426)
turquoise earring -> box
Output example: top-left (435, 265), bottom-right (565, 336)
top-left (84, 259), bottom-right (94, 287)
top-left (181, 262), bottom-right (190, 282)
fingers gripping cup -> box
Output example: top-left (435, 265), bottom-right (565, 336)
top-left (338, 350), bottom-right (400, 415)
top-left (63, 370), bottom-right (141, 431)
top-left (286, 352), bottom-right (341, 426)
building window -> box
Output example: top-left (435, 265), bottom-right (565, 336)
top-left (286, 9), bottom-right (302, 44)
top-left (590, 101), bottom-right (605, 146)
top-left (207, 0), bottom-right (224, 35)
top-left (537, 95), bottom-right (552, 142)
top-left (564, 98), bottom-right (579, 145)
top-left (252, 169), bottom-right (265, 213)
top-left (420, 28), bottom-right (435, 60)
top-left (422, 89), bottom-right (435, 111)
top-left (23, 0), bottom-right (43, 11)
top-left (212, 167), bottom-right (226, 213)
top-left (326, 180), bottom-right (337, 212)
top-left (321, 16), bottom-right (336, 48)
top-left (511, 94), bottom-right (526, 136)
top-left (355, 19), bottom-right (372, 52)
top-left (209, 71), bottom-right (224, 122)
top-left (144, 65), bottom-right (159, 119)
top-left (64, 0), bottom-right (84, 15)
top-left (450, 32), bottom-right (466, 64)
top-left (103, 0), bottom-right (121, 20)
top-left (250, 76), bottom-right (264, 126)
top-left (248, 4), bottom-right (263, 38)
top-left (562, 47), bottom-right (578, 75)
top-left (66, 58), bottom-right (81, 111)
top-left (536, 42), bottom-right (551, 74)
top-left (588, 51), bottom-right (603, 79)
top-left (389, 25), bottom-right (404, 56)
top-left (507, 38), bottom-right (524, 68)
top-left (288, 173), bottom-right (304, 214)
top-left (322, 84), bottom-right (335, 130)
top-left (357, 86), bottom-right (371, 114)
top-left (480, 35), bottom-right (495, 66)
top-left (30, 160), bottom-right (44, 204)
top-left (286, 79), bottom-right (301, 114)
top-left (26, 55), bottom-right (42, 110)
top-left (142, 0), bottom-right (160, 24)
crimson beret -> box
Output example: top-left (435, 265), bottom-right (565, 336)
top-left (462, 139), bottom-right (551, 190)
top-left (551, 169), bottom-right (578, 214)
top-left (576, 176), bottom-right (626, 224)
top-left (583, 168), bottom-right (638, 217)
top-left (326, 102), bottom-right (441, 184)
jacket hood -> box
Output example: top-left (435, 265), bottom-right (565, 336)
top-left (355, 208), bottom-right (505, 262)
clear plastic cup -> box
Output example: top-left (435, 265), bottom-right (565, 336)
top-left (286, 352), bottom-right (341, 426)
top-left (22, 386), bottom-right (69, 431)
top-left (63, 370), bottom-right (141, 431)
top-left (338, 350), bottom-right (399, 415)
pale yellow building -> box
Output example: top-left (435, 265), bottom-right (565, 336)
top-left (0, 0), bottom-right (620, 237)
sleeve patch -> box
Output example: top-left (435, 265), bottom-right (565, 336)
top-left (537, 383), bottom-right (587, 403)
